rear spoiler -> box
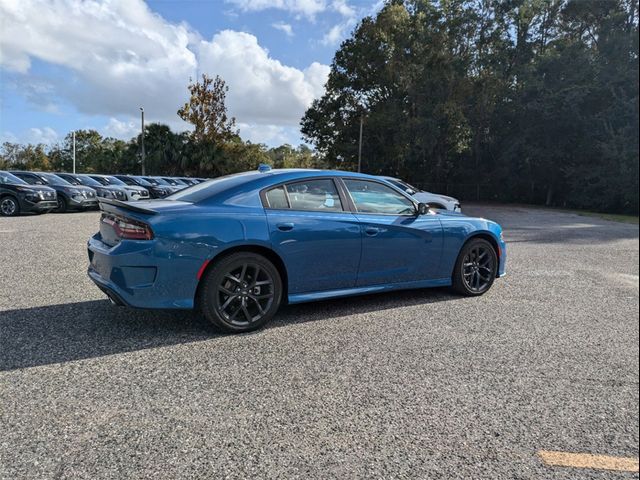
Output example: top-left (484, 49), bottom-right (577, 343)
top-left (98, 197), bottom-right (157, 215)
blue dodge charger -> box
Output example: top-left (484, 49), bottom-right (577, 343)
top-left (88, 168), bottom-right (506, 333)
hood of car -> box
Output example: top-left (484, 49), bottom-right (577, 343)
top-left (123, 186), bottom-right (148, 193)
top-left (9, 184), bottom-right (57, 198)
top-left (412, 191), bottom-right (458, 204)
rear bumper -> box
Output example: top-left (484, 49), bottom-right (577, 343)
top-left (87, 234), bottom-right (200, 309)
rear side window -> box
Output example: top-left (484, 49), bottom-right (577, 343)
top-left (265, 186), bottom-right (288, 209)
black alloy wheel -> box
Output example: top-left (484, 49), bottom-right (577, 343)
top-left (0, 196), bottom-right (19, 217)
top-left (56, 196), bottom-right (68, 213)
top-left (199, 252), bottom-right (282, 333)
top-left (452, 238), bottom-right (498, 296)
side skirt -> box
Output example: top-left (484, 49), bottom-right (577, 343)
top-left (288, 278), bottom-right (452, 305)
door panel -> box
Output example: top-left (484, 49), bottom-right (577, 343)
top-left (354, 214), bottom-right (443, 286)
top-left (266, 210), bottom-right (362, 294)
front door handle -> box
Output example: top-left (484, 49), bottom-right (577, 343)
top-left (276, 222), bottom-right (294, 232)
top-left (364, 226), bottom-right (380, 236)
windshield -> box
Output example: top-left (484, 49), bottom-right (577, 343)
top-left (116, 176), bottom-right (139, 186)
top-left (0, 172), bottom-right (28, 185)
top-left (162, 178), bottom-right (180, 186)
top-left (387, 178), bottom-right (418, 194)
top-left (129, 176), bottom-right (153, 187)
top-left (58, 174), bottom-right (81, 185)
top-left (76, 175), bottom-right (103, 187)
top-left (89, 176), bottom-right (109, 186)
top-left (145, 177), bottom-right (170, 186)
top-left (40, 173), bottom-right (71, 185)
top-left (104, 176), bottom-right (126, 186)
top-left (141, 177), bottom-right (159, 186)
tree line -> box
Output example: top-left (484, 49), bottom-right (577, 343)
top-left (0, 127), bottom-right (321, 178)
top-left (0, 74), bottom-right (323, 178)
top-left (2, 0), bottom-right (638, 214)
top-left (302, 0), bottom-right (639, 214)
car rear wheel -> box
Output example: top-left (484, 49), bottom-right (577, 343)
top-left (0, 196), bottom-right (20, 216)
top-left (452, 238), bottom-right (497, 296)
top-left (56, 196), bottom-right (68, 213)
top-left (199, 252), bottom-right (282, 333)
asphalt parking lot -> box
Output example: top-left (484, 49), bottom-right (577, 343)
top-left (1, 204), bottom-right (638, 479)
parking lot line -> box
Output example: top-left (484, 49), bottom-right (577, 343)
top-left (538, 450), bottom-right (639, 472)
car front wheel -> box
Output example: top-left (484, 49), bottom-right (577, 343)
top-left (0, 196), bottom-right (20, 216)
top-left (199, 252), bottom-right (282, 333)
top-left (452, 238), bottom-right (498, 296)
top-left (56, 196), bottom-right (68, 213)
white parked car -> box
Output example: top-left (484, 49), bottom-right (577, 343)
top-left (381, 177), bottom-right (461, 212)
top-left (89, 174), bottom-right (150, 201)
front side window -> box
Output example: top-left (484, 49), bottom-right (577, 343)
top-left (343, 179), bottom-right (415, 215)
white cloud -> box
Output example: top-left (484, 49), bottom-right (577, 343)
top-left (1, 131), bottom-right (19, 144)
top-left (272, 22), bottom-right (294, 37)
top-left (0, 0), bottom-right (330, 146)
top-left (27, 127), bottom-right (58, 145)
top-left (197, 30), bottom-right (329, 126)
top-left (237, 122), bottom-right (300, 145)
top-left (226, 0), bottom-right (327, 19)
top-left (321, 24), bottom-right (345, 46)
top-left (331, 0), bottom-right (355, 18)
top-left (103, 118), bottom-right (139, 139)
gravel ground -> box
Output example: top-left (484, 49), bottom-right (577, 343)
top-left (0, 204), bottom-right (638, 479)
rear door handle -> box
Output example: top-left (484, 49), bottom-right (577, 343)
top-left (364, 226), bottom-right (380, 236)
top-left (276, 222), bottom-right (294, 232)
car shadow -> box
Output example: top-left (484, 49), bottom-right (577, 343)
top-left (0, 288), bottom-right (456, 372)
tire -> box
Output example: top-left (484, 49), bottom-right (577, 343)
top-left (56, 196), bottom-right (68, 213)
top-left (0, 196), bottom-right (20, 217)
top-left (452, 238), bottom-right (498, 296)
top-left (199, 252), bottom-right (283, 333)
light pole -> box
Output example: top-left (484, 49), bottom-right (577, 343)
top-left (140, 107), bottom-right (146, 175)
top-left (72, 131), bottom-right (76, 174)
top-left (357, 112), bottom-right (364, 173)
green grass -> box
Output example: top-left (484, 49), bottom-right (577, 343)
top-left (573, 211), bottom-right (639, 224)
top-left (479, 202), bottom-right (639, 224)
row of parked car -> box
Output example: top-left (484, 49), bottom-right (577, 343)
top-left (0, 170), bottom-right (208, 216)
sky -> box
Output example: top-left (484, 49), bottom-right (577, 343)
top-left (0, 0), bottom-right (382, 147)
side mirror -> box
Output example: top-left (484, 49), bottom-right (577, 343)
top-left (417, 203), bottom-right (429, 215)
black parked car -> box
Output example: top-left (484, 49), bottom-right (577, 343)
top-left (56, 173), bottom-right (128, 201)
top-left (0, 171), bottom-right (58, 216)
top-left (113, 175), bottom-right (172, 199)
top-left (10, 171), bottom-right (98, 212)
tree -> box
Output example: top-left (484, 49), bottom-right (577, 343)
top-left (302, 0), bottom-right (639, 213)
top-left (178, 74), bottom-right (238, 144)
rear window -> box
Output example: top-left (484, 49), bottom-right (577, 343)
top-left (166, 172), bottom-right (264, 203)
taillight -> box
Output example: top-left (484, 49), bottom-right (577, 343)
top-left (101, 213), bottom-right (154, 240)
